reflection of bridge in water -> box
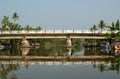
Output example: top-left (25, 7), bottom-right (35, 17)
top-left (0, 60), bottom-right (112, 66)
top-left (0, 55), bottom-right (114, 60)
top-left (0, 45), bottom-right (115, 60)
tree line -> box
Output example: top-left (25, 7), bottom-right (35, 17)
top-left (90, 19), bottom-right (120, 38)
top-left (0, 12), bottom-right (42, 31)
top-left (0, 12), bottom-right (83, 47)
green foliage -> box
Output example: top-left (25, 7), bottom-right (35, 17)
top-left (0, 12), bottom-right (42, 31)
top-left (98, 20), bottom-right (106, 33)
top-left (24, 25), bottom-right (32, 31)
top-left (105, 33), bottom-right (111, 37)
top-left (105, 32), bottom-right (120, 38)
top-left (90, 19), bottom-right (120, 39)
top-left (1, 16), bottom-right (10, 30)
top-left (90, 24), bottom-right (97, 33)
top-left (0, 12), bottom-right (43, 44)
top-left (34, 26), bottom-right (42, 30)
top-left (115, 32), bottom-right (120, 38)
top-left (12, 12), bottom-right (19, 24)
top-left (107, 26), bottom-right (115, 32)
top-left (115, 19), bottom-right (120, 30)
top-left (112, 22), bottom-right (114, 27)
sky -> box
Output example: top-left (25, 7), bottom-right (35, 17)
top-left (0, 0), bottom-right (120, 30)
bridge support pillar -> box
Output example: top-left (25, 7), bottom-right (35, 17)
top-left (67, 37), bottom-right (72, 47)
top-left (21, 36), bottom-right (30, 47)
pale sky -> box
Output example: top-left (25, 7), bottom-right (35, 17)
top-left (0, 0), bottom-right (120, 30)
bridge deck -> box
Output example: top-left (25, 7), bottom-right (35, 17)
top-left (0, 30), bottom-right (110, 34)
top-left (0, 30), bottom-right (107, 39)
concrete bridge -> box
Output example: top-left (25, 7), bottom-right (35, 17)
top-left (0, 30), bottom-right (108, 47)
top-left (0, 30), bottom-right (107, 39)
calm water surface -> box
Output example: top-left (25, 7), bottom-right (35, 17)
top-left (0, 46), bottom-right (120, 79)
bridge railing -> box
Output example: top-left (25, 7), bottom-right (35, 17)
top-left (0, 30), bottom-right (111, 34)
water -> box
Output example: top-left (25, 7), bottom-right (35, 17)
top-left (0, 46), bottom-right (120, 79)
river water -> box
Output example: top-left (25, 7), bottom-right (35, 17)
top-left (0, 46), bottom-right (120, 79)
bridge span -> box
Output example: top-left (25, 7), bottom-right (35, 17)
top-left (0, 30), bottom-right (108, 47)
top-left (0, 30), bottom-right (107, 39)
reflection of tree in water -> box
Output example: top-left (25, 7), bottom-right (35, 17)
top-left (0, 49), bottom-right (11, 56)
top-left (10, 47), bottom-right (21, 56)
top-left (93, 58), bottom-right (120, 73)
top-left (98, 63), bottom-right (105, 72)
top-left (0, 47), bottom-right (21, 56)
top-left (110, 58), bottom-right (120, 73)
top-left (71, 45), bottom-right (84, 55)
top-left (0, 64), bottom-right (9, 79)
top-left (84, 47), bottom-right (112, 56)
top-left (0, 64), bottom-right (20, 79)
top-left (27, 46), bottom-right (67, 56)
top-left (10, 64), bottom-right (18, 79)
top-left (84, 47), bottom-right (100, 55)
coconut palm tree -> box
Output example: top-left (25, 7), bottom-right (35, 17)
top-left (107, 22), bottom-right (116, 33)
top-left (92, 24), bottom-right (97, 33)
top-left (90, 27), bottom-right (94, 33)
top-left (12, 12), bottom-right (19, 24)
top-left (90, 24), bottom-right (97, 33)
top-left (23, 25), bottom-right (33, 33)
top-left (98, 20), bottom-right (106, 33)
top-left (1, 16), bottom-right (10, 30)
top-left (35, 26), bottom-right (42, 30)
top-left (115, 19), bottom-right (120, 30)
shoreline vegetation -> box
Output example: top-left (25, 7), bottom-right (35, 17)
top-left (90, 19), bottom-right (120, 38)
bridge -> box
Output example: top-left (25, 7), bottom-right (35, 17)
top-left (0, 30), bottom-right (109, 47)
top-left (0, 30), bottom-right (107, 39)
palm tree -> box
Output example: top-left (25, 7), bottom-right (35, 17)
top-left (115, 19), bottom-right (120, 30)
top-left (90, 27), bottom-right (94, 33)
top-left (35, 26), bottom-right (42, 30)
top-left (93, 24), bottom-right (97, 33)
top-left (90, 24), bottom-right (97, 33)
top-left (107, 22), bottom-right (115, 33)
top-left (1, 16), bottom-right (10, 30)
top-left (12, 12), bottom-right (19, 24)
top-left (98, 63), bottom-right (105, 72)
top-left (112, 22), bottom-right (115, 27)
top-left (24, 25), bottom-right (33, 31)
top-left (98, 20), bottom-right (106, 33)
